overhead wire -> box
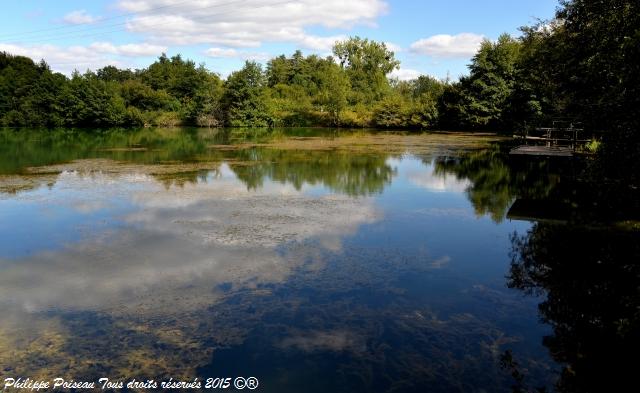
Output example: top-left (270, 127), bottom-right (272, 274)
top-left (1, 0), bottom-right (296, 44)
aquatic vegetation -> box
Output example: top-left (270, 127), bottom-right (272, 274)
top-left (3, 127), bottom-right (633, 392)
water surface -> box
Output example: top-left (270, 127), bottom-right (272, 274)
top-left (2, 128), bottom-right (634, 392)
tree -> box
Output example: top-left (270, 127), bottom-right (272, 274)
top-left (333, 37), bottom-right (400, 103)
top-left (266, 54), bottom-right (292, 87)
top-left (503, 21), bottom-right (568, 130)
top-left (119, 79), bottom-right (177, 111)
top-left (388, 75), bottom-right (444, 129)
top-left (193, 72), bottom-right (224, 127)
top-left (316, 62), bottom-right (350, 125)
top-left (407, 96), bottom-right (439, 129)
top-left (410, 76), bottom-right (445, 100)
top-left (450, 34), bottom-right (521, 130)
top-left (96, 65), bottom-right (135, 83)
top-left (372, 94), bottom-right (408, 128)
top-left (0, 53), bottom-right (67, 126)
top-left (222, 61), bottom-right (271, 127)
top-left (554, 0), bottom-right (640, 180)
top-left (142, 53), bottom-right (201, 101)
top-left (62, 71), bottom-right (128, 127)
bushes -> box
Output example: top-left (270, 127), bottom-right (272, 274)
top-left (371, 92), bottom-right (439, 130)
top-left (0, 42), bottom-right (442, 130)
top-left (373, 95), bottom-right (408, 128)
top-left (124, 107), bottom-right (145, 127)
top-left (339, 105), bottom-right (373, 128)
top-left (153, 111), bottom-right (182, 128)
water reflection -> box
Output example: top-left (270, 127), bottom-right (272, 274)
top-left (0, 129), bottom-right (567, 392)
top-left (229, 149), bottom-right (396, 196)
top-left (508, 223), bottom-right (639, 393)
top-left (433, 146), bottom-right (566, 223)
top-left (0, 166), bottom-right (378, 311)
top-left (438, 146), bottom-right (640, 392)
top-left (0, 166), bottom-right (381, 381)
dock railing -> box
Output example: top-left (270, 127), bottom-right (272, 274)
top-left (516, 121), bottom-right (586, 151)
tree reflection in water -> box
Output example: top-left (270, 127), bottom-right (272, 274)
top-left (433, 146), bottom-right (565, 223)
top-left (508, 223), bottom-right (639, 392)
top-left (436, 144), bottom-right (640, 392)
top-left (229, 148), bottom-right (397, 196)
top-left (0, 127), bottom-right (399, 197)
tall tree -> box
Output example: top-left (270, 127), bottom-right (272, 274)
top-left (555, 0), bottom-right (640, 179)
top-left (333, 37), bottom-right (400, 103)
top-left (222, 61), bottom-right (271, 127)
top-left (447, 34), bottom-right (521, 130)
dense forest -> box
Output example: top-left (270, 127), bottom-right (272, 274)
top-left (0, 0), bottom-right (638, 176)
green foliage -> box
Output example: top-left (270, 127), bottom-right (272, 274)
top-left (96, 65), bottom-right (135, 83)
top-left (264, 50), bottom-right (351, 126)
top-left (0, 53), bottom-right (66, 127)
top-left (442, 34), bottom-right (521, 130)
top-left (119, 79), bottom-right (178, 111)
top-left (373, 94), bottom-right (409, 128)
top-left (62, 71), bottom-right (129, 127)
top-left (223, 61), bottom-right (271, 127)
top-left (407, 97), bottom-right (439, 129)
top-left (143, 53), bottom-right (198, 99)
top-left (186, 72), bottom-right (224, 125)
top-left (2, 4), bottom-right (639, 176)
top-left (314, 61), bottom-right (350, 126)
top-left (504, 21), bottom-right (568, 129)
top-left (372, 75), bottom-right (444, 129)
top-left (556, 0), bottom-right (640, 130)
top-left (437, 0), bottom-right (640, 182)
top-left (154, 111), bottom-right (182, 127)
top-left (339, 104), bottom-right (373, 128)
top-left (584, 138), bottom-right (601, 153)
top-left (557, 0), bottom-right (640, 181)
top-left (333, 37), bottom-right (400, 104)
top-left (0, 39), bottom-right (435, 131)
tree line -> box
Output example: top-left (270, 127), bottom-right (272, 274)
top-left (0, 37), bottom-right (437, 130)
top-left (1, 0), bottom-right (638, 172)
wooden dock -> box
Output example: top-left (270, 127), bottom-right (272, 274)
top-left (509, 145), bottom-right (574, 157)
top-left (510, 123), bottom-right (585, 157)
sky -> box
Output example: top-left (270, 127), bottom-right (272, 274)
top-left (0, 0), bottom-right (559, 80)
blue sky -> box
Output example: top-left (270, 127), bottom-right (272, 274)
top-left (0, 0), bottom-right (559, 79)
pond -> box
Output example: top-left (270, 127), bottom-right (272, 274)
top-left (0, 128), bottom-right (637, 392)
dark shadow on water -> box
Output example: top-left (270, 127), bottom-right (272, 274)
top-left (507, 223), bottom-right (640, 393)
top-left (436, 146), bottom-right (640, 392)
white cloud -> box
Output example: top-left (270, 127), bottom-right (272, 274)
top-left (0, 42), bottom-right (165, 75)
top-left (204, 47), bottom-right (240, 58)
top-left (204, 47), bottom-right (269, 61)
top-left (118, 0), bottom-right (387, 50)
top-left (0, 43), bottom-right (120, 74)
top-left (384, 41), bottom-right (402, 53)
top-left (62, 10), bottom-right (99, 25)
top-left (297, 34), bottom-right (347, 51)
top-left (8, 1), bottom-right (386, 71)
top-left (406, 169), bottom-right (470, 193)
top-left (410, 33), bottom-right (485, 58)
top-left (389, 67), bottom-right (422, 81)
top-left (0, 166), bottom-right (379, 312)
top-left (89, 42), bottom-right (167, 56)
